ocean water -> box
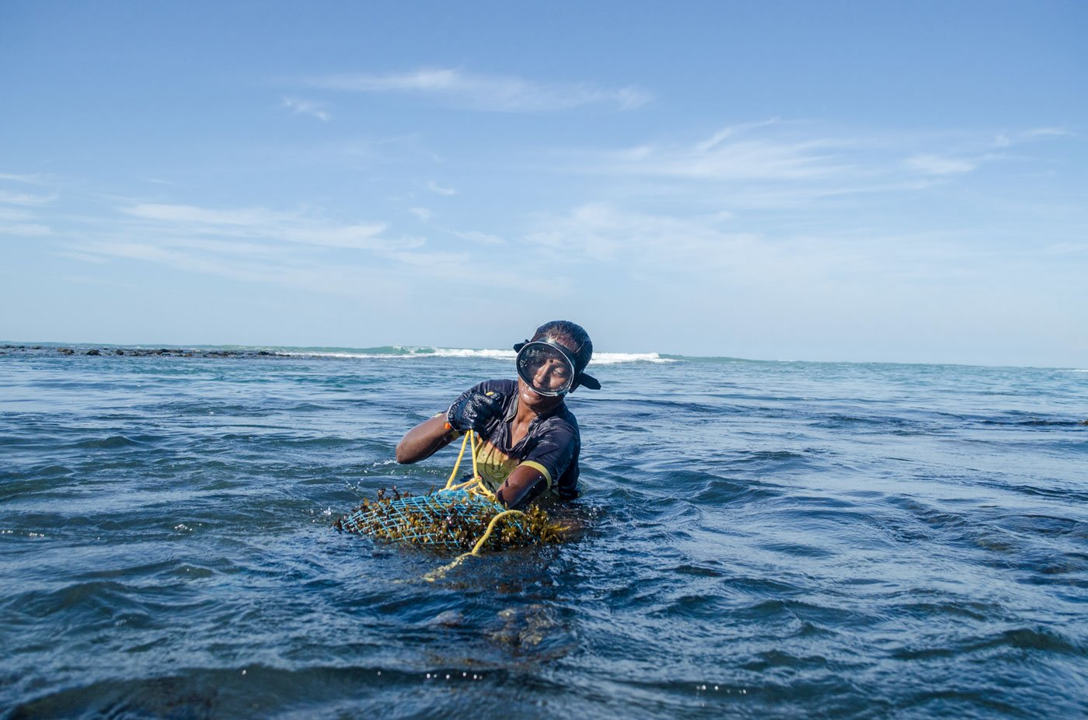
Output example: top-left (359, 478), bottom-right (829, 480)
top-left (1, 345), bottom-right (1086, 719)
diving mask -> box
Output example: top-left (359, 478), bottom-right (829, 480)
top-left (514, 340), bottom-right (578, 397)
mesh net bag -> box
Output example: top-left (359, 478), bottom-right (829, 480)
top-left (335, 488), bottom-right (562, 552)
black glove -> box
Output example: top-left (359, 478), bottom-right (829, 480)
top-left (446, 391), bottom-right (505, 433)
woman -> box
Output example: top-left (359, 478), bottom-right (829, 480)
top-left (395, 320), bottom-right (599, 509)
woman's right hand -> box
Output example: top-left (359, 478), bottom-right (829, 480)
top-left (446, 391), bottom-right (505, 433)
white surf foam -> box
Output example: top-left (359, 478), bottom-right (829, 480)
top-left (590, 352), bottom-right (675, 365)
top-left (280, 347), bottom-right (675, 364)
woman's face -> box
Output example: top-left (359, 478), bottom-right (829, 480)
top-left (517, 376), bottom-right (567, 413)
top-left (517, 335), bottom-right (578, 412)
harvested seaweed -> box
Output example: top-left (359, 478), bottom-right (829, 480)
top-left (335, 487), bottom-right (565, 552)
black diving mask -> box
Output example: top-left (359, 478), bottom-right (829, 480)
top-left (513, 338), bottom-right (600, 396)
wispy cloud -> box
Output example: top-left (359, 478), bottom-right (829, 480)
top-left (693, 118), bottom-right (783, 153)
top-left (565, 120), bottom-right (1079, 213)
top-left (60, 197), bottom-right (564, 299)
top-left (63, 201), bottom-right (428, 298)
top-left (0, 221), bottom-right (51, 237)
top-left (906, 126), bottom-right (1071, 174)
top-left (0, 207), bottom-right (35, 222)
top-left (0, 174), bottom-right (57, 236)
top-left (904, 154), bottom-right (976, 175)
top-left (994, 126), bottom-right (1073, 148)
top-left (0, 189), bottom-right (57, 206)
top-left (119, 203), bottom-right (402, 251)
top-left (446, 228), bottom-right (504, 246)
top-left (0, 173), bottom-right (50, 185)
top-left (525, 202), bottom-right (756, 266)
top-left (426, 180), bottom-right (457, 196)
top-left (408, 207), bottom-right (431, 221)
top-left (77, 239), bottom-right (411, 300)
top-left (591, 122), bottom-right (853, 182)
top-left (304, 67), bottom-right (652, 112)
top-left (135, 176), bottom-right (179, 186)
top-left (282, 96), bottom-right (331, 122)
top-left (522, 202), bottom-right (1041, 293)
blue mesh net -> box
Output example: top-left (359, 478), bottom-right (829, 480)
top-left (337, 489), bottom-right (528, 550)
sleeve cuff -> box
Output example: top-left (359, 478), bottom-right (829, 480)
top-left (518, 461), bottom-right (553, 490)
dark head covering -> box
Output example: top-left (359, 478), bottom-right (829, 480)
top-left (513, 320), bottom-right (600, 391)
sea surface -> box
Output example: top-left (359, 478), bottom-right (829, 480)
top-left (2, 344), bottom-right (1087, 719)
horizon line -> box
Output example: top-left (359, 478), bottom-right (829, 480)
top-left (0, 339), bottom-right (1078, 372)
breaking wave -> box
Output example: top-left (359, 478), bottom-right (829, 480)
top-left (279, 346), bottom-right (675, 364)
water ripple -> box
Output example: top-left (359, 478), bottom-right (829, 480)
top-left (2, 353), bottom-right (1087, 717)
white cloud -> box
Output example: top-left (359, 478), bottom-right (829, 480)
top-left (994, 127), bottom-right (1072, 149)
top-left (75, 239), bottom-right (409, 300)
top-left (905, 154), bottom-right (976, 175)
top-left (305, 68), bottom-right (652, 112)
top-left (573, 121), bottom-right (1076, 209)
top-left (119, 203), bottom-right (401, 251)
top-left (409, 207), bottom-right (432, 221)
top-left (426, 181), bottom-right (457, 196)
top-left (123, 203), bottom-right (280, 226)
top-left (0, 175), bottom-right (56, 234)
top-left (0, 173), bottom-right (50, 185)
top-left (282, 96), bottom-right (331, 121)
top-left (53, 250), bottom-right (109, 264)
top-left (136, 176), bottom-right (178, 186)
top-left (61, 198), bottom-right (564, 300)
top-left (693, 118), bottom-right (782, 152)
top-left (592, 124), bottom-right (852, 183)
top-left (521, 202), bottom-right (1049, 305)
top-left (0, 222), bottom-right (51, 237)
top-left (1023, 127), bottom-right (1073, 139)
top-left (0, 207), bottom-right (34, 221)
top-left (0, 189), bottom-right (57, 206)
top-left (525, 202), bottom-right (756, 266)
top-left (446, 228), bottom-right (504, 245)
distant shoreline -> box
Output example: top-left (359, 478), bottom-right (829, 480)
top-left (0, 344), bottom-right (288, 360)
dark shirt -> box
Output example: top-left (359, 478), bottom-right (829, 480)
top-left (450, 379), bottom-right (581, 500)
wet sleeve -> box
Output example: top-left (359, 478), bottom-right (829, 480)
top-left (519, 424), bottom-right (577, 491)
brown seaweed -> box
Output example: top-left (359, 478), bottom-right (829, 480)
top-left (335, 488), bottom-right (565, 551)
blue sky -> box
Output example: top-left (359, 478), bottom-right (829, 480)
top-left (1, 0), bottom-right (1085, 367)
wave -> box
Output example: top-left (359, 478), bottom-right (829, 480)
top-left (591, 352), bottom-right (675, 365)
top-left (280, 346), bottom-right (514, 361)
top-left (277, 346), bottom-right (675, 365)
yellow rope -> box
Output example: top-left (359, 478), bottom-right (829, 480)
top-left (424, 429), bottom-right (527, 582)
top-left (470, 428), bottom-right (479, 482)
top-left (468, 509), bottom-right (524, 554)
top-left (441, 429), bottom-right (501, 501)
top-left (443, 431), bottom-right (472, 490)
